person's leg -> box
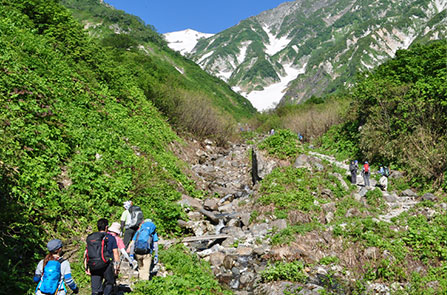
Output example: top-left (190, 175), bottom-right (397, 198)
top-left (123, 228), bottom-right (135, 249)
top-left (90, 270), bottom-right (104, 295)
top-left (366, 173), bottom-right (370, 187)
top-left (137, 253), bottom-right (152, 280)
top-left (102, 263), bottom-right (116, 295)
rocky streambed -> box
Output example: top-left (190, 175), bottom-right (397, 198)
top-left (166, 138), bottom-right (437, 295)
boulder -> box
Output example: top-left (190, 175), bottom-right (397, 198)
top-left (325, 212), bottom-right (335, 223)
top-left (421, 193), bottom-right (437, 202)
top-left (236, 247), bottom-right (253, 256)
top-left (250, 223), bottom-right (269, 237)
top-left (178, 195), bottom-right (203, 210)
top-left (204, 198), bottom-right (219, 211)
top-left (345, 208), bottom-right (361, 218)
top-left (294, 154), bottom-right (311, 169)
top-left (389, 170), bottom-right (404, 179)
top-left (223, 255), bottom-right (234, 269)
top-left (358, 187), bottom-right (368, 197)
top-left (383, 192), bottom-right (398, 203)
top-left (271, 219), bottom-right (287, 231)
top-left (239, 213), bottom-right (251, 227)
top-left (239, 272), bottom-right (255, 285)
top-left (209, 252), bottom-right (225, 267)
top-left (401, 189), bottom-right (417, 197)
top-left (321, 188), bottom-right (334, 199)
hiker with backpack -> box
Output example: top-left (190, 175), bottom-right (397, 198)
top-left (120, 200), bottom-right (144, 249)
top-left (362, 161), bottom-right (370, 188)
top-left (84, 218), bottom-right (120, 295)
top-left (349, 160), bottom-right (358, 184)
top-left (129, 219), bottom-right (159, 280)
top-left (34, 239), bottom-right (79, 295)
top-left (378, 165), bottom-right (390, 191)
top-left (108, 222), bottom-right (137, 269)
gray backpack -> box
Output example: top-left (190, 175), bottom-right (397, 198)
top-left (128, 205), bottom-right (143, 229)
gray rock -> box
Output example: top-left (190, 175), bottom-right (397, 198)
top-left (345, 208), bottom-right (361, 218)
top-left (239, 213), bottom-right (251, 227)
top-left (422, 193), bottom-right (437, 202)
top-left (364, 247), bottom-right (379, 259)
top-left (253, 245), bottom-right (269, 256)
top-left (178, 195), bottom-right (203, 210)
top-left (218, 203), bottom-right (233, 213)
top-left (251, 223), bottom-right (269, 237)
top-left (209, 252), bottom-right (225, 267)
top-left (271, 219), bottom-right (287, 231)
top-left (402, 189), bottom-right (417, 197)
top-left (383, 192), bottom-right (398, 203)
top-left (227, 218), bottom-right (242, 227)
top-left (312, 162), bottom-right (325, 171)
top-left (321, 202), bottom-right (336, 213)
top-left (294, 154), bottom-right (311, 169)
top-left (239, 272), bottom-right (255, 285)
top-left (236, 247), bottom-right (253, 256)
top-left (222, 226), bottom-right (245, 239)
top-left (358, 187), bottom-right (368, 197)
top-left (204, 198), bottom-right (219, 211)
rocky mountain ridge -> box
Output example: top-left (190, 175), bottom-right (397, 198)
top-left (180, 0), bottom-right (447, 109)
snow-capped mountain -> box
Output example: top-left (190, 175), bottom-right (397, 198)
top-left (164, 29), bottom-right (214, 55)
top-left (188, 0), bottom-right (447, 110)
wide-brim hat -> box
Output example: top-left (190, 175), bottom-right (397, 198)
top-left (109, 222), bottom-right (121, 235)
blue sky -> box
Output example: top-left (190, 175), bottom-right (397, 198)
top-left (104, 0), bottom-right (287, 34)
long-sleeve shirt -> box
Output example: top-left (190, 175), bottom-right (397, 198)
top-left (34, 258), bottom-right (78, 292)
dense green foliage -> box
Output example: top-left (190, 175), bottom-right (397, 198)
top-left (134, 245), bottom-right (232, 295)
top-left (321, 40), bottom-right (447, 189)
top-left (260, 261), bottom-right (307, 283)
top-left (258, 129), bottom-right (303, 160)
top-left (0, 0), bottom-right (237, 293)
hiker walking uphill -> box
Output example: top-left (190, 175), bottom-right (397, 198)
top-left (349, 160), bottom-right (358, 184)
top-left (84, 218), bottom-right (120, 295)
top-left (108, 222), bottom-right (136, 269)
top-left (362, 161), bottom-right (370, 188)
top-left (378, 165), bottom-right (390, 191)
top-left (120, 201), bottom-right (144, 248)
top-left (129, 219), bottom-right (159, 281)
top-left (34, 239), bottom-right (79, 295)
top-left (251, 148), bottom-right (262, 186)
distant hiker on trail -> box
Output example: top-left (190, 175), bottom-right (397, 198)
top-left (298, 132), bottom-right (303, 142)
top-left (108, 222), bottom-right (136, 269)
top-left (84, 218), bottom-right (120, 295)
top-left (270, 128), bottom-right (275, 135)
top-left (34, 239), bottom-right (79, 295)
top-left (129, 219), bottom-right (159, 280)
top-left (362, 161), bottom-right (370, 188)
top-left (251, 148), bottom-right (262, 186)
top-left (120, 200), bottom-right (144, 248)
top-left (378, 165), bottom-right (390, 191)
top-left (349, 160), bottom-right (358, 184)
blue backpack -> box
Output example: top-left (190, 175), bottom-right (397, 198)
top-left (135, 224), bottom-right (155, 255)
top-left (38, 259), bottom-right (63, 294)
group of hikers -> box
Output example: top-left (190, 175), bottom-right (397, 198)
top-left (349, 160), bottom-right (390, 190)
top-left (34, 201), bottom-right (158, 295)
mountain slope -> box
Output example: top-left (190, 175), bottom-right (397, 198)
top-left (189, 0), bottom-right (447, 109)
top-left (61, 0), bottom-right (256, 121)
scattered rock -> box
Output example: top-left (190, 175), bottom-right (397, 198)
top-left (250, 223), bottom-right (269, 237)
top-left (389, 170), bottom-right (404, 179)
top-left (321, 202), bottom-right (336, 213)
top-left (383, 192), bottom-right (398, 203)
top-left (204, 198), bottom-right (219, 211)
top-left (325, 212), bottom-right (334, 223)
top-left (294, 154), bottom-right (311, 169)
top-left (209, 252), bottom-right (225, 267)
top-left (401, 189), bottom-right (417, 197)
top-left (178, 195), bottom-right (203, 210)
top-left (271, 219), bottom-right (287, 231)
top-left (421, 193), bottom-right (437, 202)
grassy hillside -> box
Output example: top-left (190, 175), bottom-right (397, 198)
top-left (61, 0), bottom-right (256, 124)
top-left (0, 1), bottom-right (228, 294)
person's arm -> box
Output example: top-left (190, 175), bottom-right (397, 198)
top-left (83, 249), bottom-right (90, 275)
top-left (152, 232), bottom-right (159, 264)
top-left (61, 261), bottom-right (79, 294)
top-left (33, 260), bottom-right (44, 283)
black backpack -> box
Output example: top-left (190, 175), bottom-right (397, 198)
top-left (86, 232), bottom-right (111, 270)
top-left (383, 167), bottom-right (390, 177)
top-left (128, 205), bottom-right (143, 229)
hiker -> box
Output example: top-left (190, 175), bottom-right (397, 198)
top-left (129, 219), bottom-right (159, 280)
top-left (349, 160), bottom-right (358, 184)
top-left (251, 148), bottom-right (262, 186)
top-left (120, 200), bottom-right (144, 248)
top-left (84, 218), bottom-right (120, 295)
top-left (34, 239), bottom-right (79, 295)
top-left (362, 161), bottom-right (370, 187)
top-left (378, 165), bottom-right (389, 191)
top-left (108, 222), bottom-right (137, 269)
top-left (298, 132), bottom-right (303, 141)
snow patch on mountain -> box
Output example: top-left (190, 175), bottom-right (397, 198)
top-left (236, 63), bottom-right (306, 111)
top-left (164, 29), bottom-right (213, 55)
top-left (237, 41), bottom-right (251, 64)
top-left (434, 0), bottom-right (447, 11)
top-left (264, 26), bottom-right (291, 56)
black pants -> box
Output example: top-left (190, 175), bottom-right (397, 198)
top-left (91, 263), bottom-right (115, 295)
top-left (123, 227), bottom-right (136, 249)
top-left (351, 172), bottom-right (357, 184)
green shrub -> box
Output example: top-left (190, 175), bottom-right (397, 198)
top-left (258, 129), bottom-right (303, 160)
top-left (261, 261), bottom-right (307, 283)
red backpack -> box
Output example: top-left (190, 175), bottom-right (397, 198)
top-left (364, 163), bottom-right (369, 173)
